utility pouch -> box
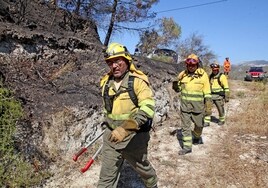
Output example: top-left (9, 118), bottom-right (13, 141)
top-left (218, 91), bottom-right (225, 97)
top-left (138, 118), bottom-right (153, 132)
top-left (212, 91), bottom-right (225, 97)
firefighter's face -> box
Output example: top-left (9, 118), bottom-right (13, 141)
top-left (212, 69), bottom-right (219, 75)
top-left (107, 57), bottom-right (128, 78)
top-left (187, 64), bottom-right (198, 73)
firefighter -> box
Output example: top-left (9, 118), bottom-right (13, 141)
top-left (223, 57), bottom-right (231, 76)
top-left (209, 62), bottom-right (230, 125)
top-left (98, 42), bottom-right (158, 188)
top-left (172, 54), bottom-right (212, 155)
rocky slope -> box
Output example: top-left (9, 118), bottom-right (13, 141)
top-left (2, 2), bottom-right (267, 188)
top-left (0, 0), bottom-right (183, 186)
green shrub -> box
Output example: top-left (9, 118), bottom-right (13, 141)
top-left (0, 85), bottom-right (49, 187)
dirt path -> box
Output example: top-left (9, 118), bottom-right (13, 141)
top-left (149, 95), bottom-right (241, 187)
top-left (44, 80), bottom-right (267, 188)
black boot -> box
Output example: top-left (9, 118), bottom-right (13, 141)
top-left (176, 129), bottom-right (184, 149)
top-left (218, 121), bottom-right (225, 125)
top-left (178, 148), bottom-right (192, 155)
top-left (203, 122), bottom-right (210, 127)
top-left (192, 137), bottom-right (203, 145)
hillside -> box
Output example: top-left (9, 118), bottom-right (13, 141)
top-left (45, 80), bottom-right (268, 188)
top-left (0, 1), bottom-right (182, 186)
top-left (239, 60), bottom-right (268, 66)
top-left (0, 1), bottom-right (267, 188)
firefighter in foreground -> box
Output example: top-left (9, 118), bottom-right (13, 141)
top-left (172, 54), bottom-right (212, 155)
top-left (208, 62), bottom-right (230, 125)
top-left (223, 57), bottom-right (231, 76)
top-left (98, 42), bottom-right (158, 188)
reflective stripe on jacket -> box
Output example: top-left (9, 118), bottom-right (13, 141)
top-left (177, 68), bottom-right (211, 113)
top-left (100, 71), bottom-right (155, 129)
top-left (210, 73), bottom-right (230, 99)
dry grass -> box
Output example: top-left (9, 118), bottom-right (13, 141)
top-left (204, 137), bottom-right (268, 187)
top-left (143, 80), bottom-right (268, 188)
top-left (49, 61), bottom-right (76, 81)
top-left (230, 81), bottom-right (268, 135)
top-left (202, 80), bottom-right (268, 187)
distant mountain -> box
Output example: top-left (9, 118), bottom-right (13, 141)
top-left (231, 60), bottom-right (268, 80)
top-left (239, 60), bottom-right (268, 66)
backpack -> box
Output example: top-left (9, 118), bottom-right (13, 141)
top-left (210, 73), bottom-right (225, 96)
top-left (103, 75), bottom-right (152, 132)
top-left (103, 75), bottom-right (137, 113)
top-left (210, 73), bottom-right (224, 89)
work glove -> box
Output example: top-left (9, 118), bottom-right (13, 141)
top-left (204, 99), bottom-right (212, 116)
top-left (172, 81), bottom-right (180, 92)
top-left (109, 119), bottom-right (139, 143)
top-left (224, 91), bottom-right (230, 103)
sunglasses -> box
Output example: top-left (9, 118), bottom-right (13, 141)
top-left (186, 58), bottom-right (198, 65)
top-left (106, 59), bottom-right (124, 66)
top-left (210, 64), bottom-right (220, 69)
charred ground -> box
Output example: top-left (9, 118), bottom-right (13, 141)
top-left (0, 0), bottom-right (182, 185)
top-left (1, 1), bottom-right (267, 188)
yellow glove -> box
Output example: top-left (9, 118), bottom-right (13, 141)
top-left (109, 126), bottom-right (129, 143)
top-left (205, 99), bottom-right (212, 116)
top-left (109, 119), bottom-right (139, 143)
top-left (120, 119), bottom-right (139, 130)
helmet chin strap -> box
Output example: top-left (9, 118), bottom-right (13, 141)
top-left (120, 70), bottom-right (129, 79)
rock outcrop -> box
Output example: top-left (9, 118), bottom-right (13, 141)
top-left (0, 0), bottom-right (183, 185)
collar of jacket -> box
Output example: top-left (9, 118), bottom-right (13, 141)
top-left (185, 68), bottom-right (205, 78)
top-left (211, 72), bottom-right (221, 78)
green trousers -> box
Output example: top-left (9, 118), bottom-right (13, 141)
top-left (213, 99), bottom-right (225, 123)
top-left (180, 111), bottom-right (204, 150)
top-left (97, 129), bottom-right (158, 188)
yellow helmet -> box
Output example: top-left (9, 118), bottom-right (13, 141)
top-left (104, 42), bottom-right (132, 62)
top-left (185, 53), bottom-right (199, 65)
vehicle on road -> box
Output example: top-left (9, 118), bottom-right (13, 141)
top-left (147, 48), bottom-right (178, 63)
top-left (244, 66), bottom-right (267, 81)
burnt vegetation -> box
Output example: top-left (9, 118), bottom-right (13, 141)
top-left (0, 1), bottom-right (267, 187)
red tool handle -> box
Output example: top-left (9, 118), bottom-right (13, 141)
top-left (79, 145), bottom-right (102, 173)
top-left (80, 159), bottom-right (94, 173)
top-left (73, 147), bottom-right (87, 162)
top-left (73, 129), bottom-right (105, 162)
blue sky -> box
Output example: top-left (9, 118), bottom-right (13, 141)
top-left (99, 0), bottom-right (268, 65)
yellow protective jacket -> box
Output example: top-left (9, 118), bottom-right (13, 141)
top-left (176, 68), bottom-right (211, 113)
top-left (210, 73), bottom-right (230, 100)
top-left (100, 64), bottom-right (155, 130)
